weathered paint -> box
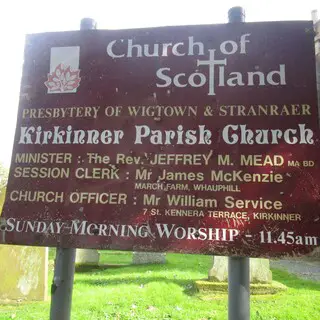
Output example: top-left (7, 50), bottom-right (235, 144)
top-left (1, 22), bottom-right (319, 258)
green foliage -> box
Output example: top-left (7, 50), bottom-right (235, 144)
top-left (0, 163), bottom-right (8, 213)
top-left (0, 252), bottom-right (319, 320)
top-left (0, 163), bottom-right (8, 190)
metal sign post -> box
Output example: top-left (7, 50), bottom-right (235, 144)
top-left (227, 7), bottom-right (250, 320)
top-left (49, 248), bottom-right (76, 320)
top-left (49, 17), bottom-right (97, 320)
top-left (228, 257), bottom-right (250, 320)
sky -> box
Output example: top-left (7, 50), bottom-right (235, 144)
top-left (0, 0), bottom-right (319, 167)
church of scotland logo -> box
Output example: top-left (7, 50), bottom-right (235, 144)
top-left (44, 46), bottom-right (81, 94)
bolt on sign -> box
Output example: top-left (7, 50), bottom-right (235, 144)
top-left (1, 21), bottom-right (320, 257)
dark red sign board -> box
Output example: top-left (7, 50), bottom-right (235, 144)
top-left (1, 21), bottom-right (319, 257)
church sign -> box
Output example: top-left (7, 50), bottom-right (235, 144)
top-left (1, 21), bottom-right (319, 257)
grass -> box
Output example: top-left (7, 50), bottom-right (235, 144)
top-left (0, 251), bottom-right (319, 319)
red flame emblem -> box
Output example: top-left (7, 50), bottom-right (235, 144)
top-left (44, 63), bottom-right (81, 93)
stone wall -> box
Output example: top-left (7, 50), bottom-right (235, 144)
top-left (0, 245), bottom-right (48, 301)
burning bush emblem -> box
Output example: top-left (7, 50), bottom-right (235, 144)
top-left (44, 63), bottom-right (81, 93)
